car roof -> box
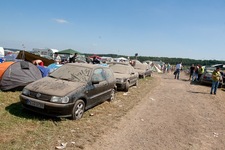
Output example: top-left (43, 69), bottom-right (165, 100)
top-left (108, 62), bottom-right (131, 66)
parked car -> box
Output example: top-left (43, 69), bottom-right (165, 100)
top-left (132, 60), bottom-right (152, 78)
top-left (109, 62), bottom-right (139, 92)
top-left (199, 67), bottom-right (225, 87)
top-left (20, 63), bottom-right (116, 120)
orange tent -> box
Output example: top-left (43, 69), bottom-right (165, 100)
top-left (0, 62), bottom-right (14, 79)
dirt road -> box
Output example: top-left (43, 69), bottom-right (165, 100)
top-left (84, 73), bottom-right (225, 150)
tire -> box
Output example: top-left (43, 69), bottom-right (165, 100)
top-left (124, 81), bottom-right (129, 92)
top-left (143, 74), bottom-right (146, 79)
top-left (108, 89), bottom-right (115, 102)
top-left (134, 79), bottom-right (138, 86)
top-left (71, 99), bottom-right (85, 120)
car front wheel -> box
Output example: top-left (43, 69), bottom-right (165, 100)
top-left (71, 100), bottom-right (85, 120)
top-left (124, 81), bottom-right (129, 92)
top-left (134, 79), bottom-right (138, 86)
top-left (108, 89), bottom-right (115, 102)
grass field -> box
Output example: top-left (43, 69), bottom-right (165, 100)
top-left (0, 77), bottom-right (156, 150)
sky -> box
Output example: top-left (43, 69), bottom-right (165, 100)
top-left (0, 0), bottom-right (225, 60)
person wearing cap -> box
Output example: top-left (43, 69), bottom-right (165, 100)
top-left (210, 67), bottom-right (221, 95)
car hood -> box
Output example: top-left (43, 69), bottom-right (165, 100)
top-left (113, 73), bottom-right (130, 79)
top-left (25, 77), bottom-right (86, 96)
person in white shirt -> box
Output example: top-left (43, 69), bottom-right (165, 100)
top-left (174, 62), bottom-right (182, 79)
top-left (54, 53), bottom-right (61, 64)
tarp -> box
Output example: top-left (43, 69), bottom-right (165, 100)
top-left (16, 51), bottom-right (54, 66)
top-left (37, 66), bottom-right (50, 77)
top-left (0, 61), bottom-right (42, 91)
top-left (89, 54), bottom-right (101, 59)
top-left (58, 49), bottom-right (81, 55)
top-left (47, 63), bottom-right (62, 73)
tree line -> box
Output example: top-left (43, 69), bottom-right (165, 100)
top-left (84, 53), bottom-right (225, 66)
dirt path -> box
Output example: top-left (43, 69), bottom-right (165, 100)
top-left (84, 72), bottom-right (225, 150)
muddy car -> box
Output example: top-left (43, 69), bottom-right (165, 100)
top-left (132, 60), bottom-right (152, 78)
top-left (109, 62), bottom-right (139, 92)
top-left (20, 63), bottom-right (116, 120)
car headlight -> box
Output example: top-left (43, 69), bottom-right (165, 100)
top-left (22, 88), bottom-right (30, 96)
top-left (50, 96), bottom-right (70, 103)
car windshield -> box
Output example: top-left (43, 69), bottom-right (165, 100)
top-left (110, 64), bottom-right (130, 74)
top-left (49, 65), bottom-right (92, 82)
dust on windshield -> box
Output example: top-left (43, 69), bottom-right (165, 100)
top-left (110, 65), bottom-right (130, 74)
top-left (50, 65), bottom-right (91, 82)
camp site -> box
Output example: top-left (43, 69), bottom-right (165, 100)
top-left (0, 46), bottom-right (225, 149)
top-left (1, 1), bottom-right (225, 149)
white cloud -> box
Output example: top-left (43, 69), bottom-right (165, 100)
top-left (53, 19), bottom-right (69, 24)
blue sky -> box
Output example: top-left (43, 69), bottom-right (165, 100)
top-left (0, 0), bottom-right (225, 60)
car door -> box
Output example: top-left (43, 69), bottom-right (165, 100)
top-left (87, 68), bottom-right (109, 106)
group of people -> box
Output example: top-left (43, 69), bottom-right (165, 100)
top-left (189, 64), bottom-right (222, 95)
top-left (188, 64), bottom-right (204, 82)
top-left (54, 53), bottom-right (101, 65)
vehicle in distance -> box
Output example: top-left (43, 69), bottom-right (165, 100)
top-left (199, 67), bottom-right (225, 87)
top-left (132, 60), bottom-right (152, 78)
top-left (109, 62), bottom-right (139, 92)
top-left (20, 63), bottom-right (116, 120)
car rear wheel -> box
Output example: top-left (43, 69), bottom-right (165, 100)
top-left (71, 100), bottom-right (85, 120)
top-left (124, 81), bottom-right (129, 92)
top-left (143, 74), bottom-right (146, 79)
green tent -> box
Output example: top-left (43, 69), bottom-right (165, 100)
top-left (58, 49), bottom-right (81, 55)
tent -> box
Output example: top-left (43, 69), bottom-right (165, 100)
top-left (58, 49), bottom-right (81, 55)
top-left (0, 61), bottom-right (42, 91)
top-left (16, 51), bottom-right (55, 66)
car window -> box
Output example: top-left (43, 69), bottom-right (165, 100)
top-left (104, 68), bottom-right (114, 80)
top-left (92, 68), bottom-right (105, 82)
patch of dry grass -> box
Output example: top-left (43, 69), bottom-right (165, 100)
top-left (0, 76), bottom-right (158, 150)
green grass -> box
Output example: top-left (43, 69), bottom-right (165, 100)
top-left (0, 77), bottom-right (157, 150)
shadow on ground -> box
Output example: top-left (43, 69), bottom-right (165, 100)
top-left (5, 102), bottom-right (63, 122)
top-left (187, 90), bottom-right (209, 95)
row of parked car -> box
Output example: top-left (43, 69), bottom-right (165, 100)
top-left (20, 61), bottom-right (152, 120)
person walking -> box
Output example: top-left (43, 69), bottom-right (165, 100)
top-left (174, 62), bottom-right (182, 79)
top-left (210, 67), bottom-right (222, 95)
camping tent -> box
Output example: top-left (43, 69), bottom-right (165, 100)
top-left (58, 49), bottom-right (81, 55)
top-left (0, 61), bottom-right (42, 91)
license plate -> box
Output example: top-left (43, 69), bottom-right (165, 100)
top-left (26, 99), bottom-right (44, 109)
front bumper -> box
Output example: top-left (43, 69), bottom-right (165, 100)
top-left (115, 82), bottom-right (126, 90)
top-left (20, 95), bottom-right (74, 118)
